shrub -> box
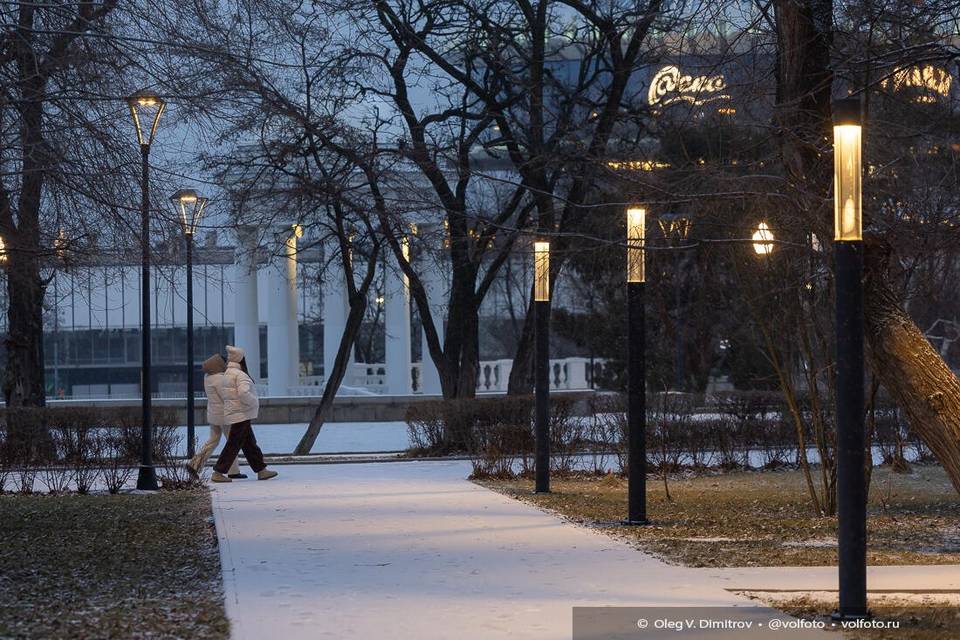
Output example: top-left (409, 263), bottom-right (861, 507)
top-left (0, 405), bottom-right (186, 494)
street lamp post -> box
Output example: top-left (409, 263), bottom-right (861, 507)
top-left (534, 240), bottom-right (551, 493)
top-left (128, 90), bottom-right (165, 491)
top-left (832, 97), bottom-right (868, 620)
top-left (624, 207), bottom-right (649, 525)
top-left (171, 189), bottom-right (209, 461)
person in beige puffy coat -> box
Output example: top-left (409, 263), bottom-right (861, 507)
top-left (211, 345), bottom-right (278, 482)
top-left (185, 354), bottom-right (244, 478)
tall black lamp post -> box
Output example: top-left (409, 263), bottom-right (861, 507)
top-left (623, 207), bottom-right (649, 525)
top-left (832, 97), bottom-right (868, 620)
top-left (534, 240), bottom-right (551, 493)
top-left (128, 90), bottom-right (165, 491)
top-left (171, 189), bottom-right (209, 460)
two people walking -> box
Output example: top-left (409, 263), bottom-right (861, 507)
top-left (187, 345), bottom-right (278, 483)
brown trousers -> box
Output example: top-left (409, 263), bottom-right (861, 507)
top-left (213, 420), bottom-right (266, 474)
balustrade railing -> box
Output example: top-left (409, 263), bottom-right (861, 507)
top-left (42, 358), bottom-right (606, 401)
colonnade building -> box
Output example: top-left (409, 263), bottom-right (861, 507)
top-left (0, 224), bottom-right (595, 400)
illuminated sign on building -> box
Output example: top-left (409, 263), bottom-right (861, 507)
top-left (647, 65), bottom-right (730, 109)
top-left (882, 65), bottom-right (952, 103)
top-left (606, 160), bottom-right (671, 171)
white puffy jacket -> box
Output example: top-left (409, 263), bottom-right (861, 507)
top-left (204, 372), bottom-right (226, 425)
top-left (220, 362), bottom-right (260, 425)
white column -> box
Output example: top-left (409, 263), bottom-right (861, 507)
top-left (233, 227), bottom-right (260, 382)
top-left (322, 244), bottom-right (350, 385)
top-left (267, 225), bottom-right (300, 396)
top-left (418, 242), bottom-right (445, 396)
top-left (384, 241), bottom-right (412, 395)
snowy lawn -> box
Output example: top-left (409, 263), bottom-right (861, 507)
top-left (174, 420), bottom-right (410, 457)
top-left (0, 489), bottom-right (228, 639)
top-left (481, 464), bottom-right (960, 568)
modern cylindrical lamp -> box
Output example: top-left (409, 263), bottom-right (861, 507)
top-left (627, 207), bottom-right (646, 283)
top-left (534, 239), bottom-right (551, 493)
top-left (832, 97), bottom-right (868, 621)
top-left (833, 101), bottom-right (862, 242)
top-left (624, 207), bottom-right (649, 524)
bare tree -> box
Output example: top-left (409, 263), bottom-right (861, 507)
top-left (771, 0), bottom-right (960, 492)
top-left (0, 0), bottom-right (159, 407)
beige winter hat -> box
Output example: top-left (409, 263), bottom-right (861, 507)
top-left (202, 353), bottom-right (226, 375)
top-left (226, 345), bottom-right (245, 363)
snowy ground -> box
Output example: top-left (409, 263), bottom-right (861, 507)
top-left (174, 421), bottom-right (410, 457)
top-left (211, 460), bottom-right (827, 640)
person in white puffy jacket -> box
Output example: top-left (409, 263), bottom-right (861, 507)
top-left (185, 354), bottom-right (244, 478)
top-left (211, 345), bottom-right (278, 482)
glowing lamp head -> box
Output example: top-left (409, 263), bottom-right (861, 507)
top-left (170, 189), bottom-right (208, 236)
top-left (0, 236), bottom-right (6, 264)
top-left (832, 99), bottom-right (862, 242)
top-left (534, 240), bottom-right (550, 302)
top-left (127, 90), bottom-right (165, 147)
top-left (626, 207), bottom-right (646, 283)
top-left (752, 222), bottom-right (775, 255)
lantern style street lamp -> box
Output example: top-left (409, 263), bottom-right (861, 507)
top-left (171, 189), bottom-right (208, 460)
top-left (753, 222), bottom-right (775, 255)
top-left (624, 207), bottom-right (649, 524)
top-left (832, 97), bottom-right (868, 621)
top-left (534, 240), bottom-right (551, 493)
top-left (128, 90), bottom-right (165, 491)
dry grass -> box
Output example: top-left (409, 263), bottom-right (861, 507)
top-left (760, 595), bottom-right (960, 640)
top-left (0, 489), bottom-right (229, 639)
top-left (479, 464), bottom-right (960, 567)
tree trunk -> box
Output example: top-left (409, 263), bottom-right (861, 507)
top-left (3, 234), bottom-right (46, 407)
top-left (434, 262), bottom-right (480, 399)
top-left (863, 238), bottom-right (960, 494)
top-left (507, 291), bottom-right (536, 395)
top-left (293, 295), bottom-right (367, 456)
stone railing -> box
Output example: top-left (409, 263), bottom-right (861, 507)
top-left (47, 358), bottom-right (605, 400)
top-left (258, 358), bottom-right (605, 396)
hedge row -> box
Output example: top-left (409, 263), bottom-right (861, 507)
top-left (0, 406), bottom-right (192, 494)
top-left (406, 391), bottom-right (931, 478)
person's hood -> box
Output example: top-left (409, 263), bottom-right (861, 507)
top-left (202, 353), bottom-right (227, 375)
top-left (226, 345), bottom-right (245, 363)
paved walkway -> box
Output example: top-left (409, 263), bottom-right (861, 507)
top-left (213, 461), bottom-right (789, 639)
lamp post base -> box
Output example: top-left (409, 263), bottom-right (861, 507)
top-left (619, 519), bottom-right (651, 526)
top-left (831, 611), bottom-right (871, 622)
top-left (136, 465), bottom-right (159, 491)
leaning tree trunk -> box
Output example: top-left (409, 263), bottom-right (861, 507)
top-left (863, 238), bottom-right (960, 494)
top-left (293, 296), bottom-right (368, 456)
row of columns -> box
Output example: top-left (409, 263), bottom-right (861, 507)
top-left (234, 224), bottom-right (445, 397)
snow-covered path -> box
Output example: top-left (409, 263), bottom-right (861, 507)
top-left (211, 461), bottom-right (780, 639)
